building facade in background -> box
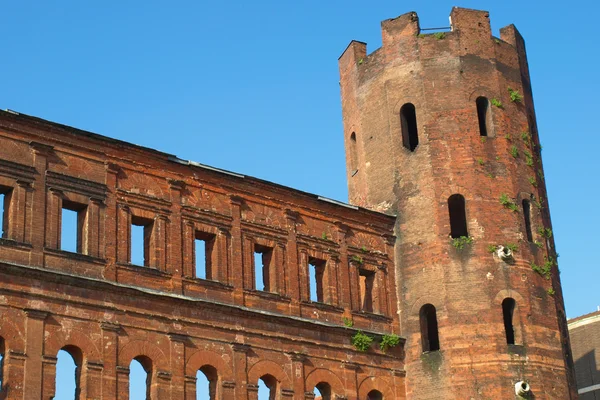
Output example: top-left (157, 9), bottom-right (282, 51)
top-left (569, 310), bottom-right (600, 399)
top-left (0, 7), bottom-right (576, 400)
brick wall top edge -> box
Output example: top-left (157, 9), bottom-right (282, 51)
top-left (0, 110), bottom-right (395, 228)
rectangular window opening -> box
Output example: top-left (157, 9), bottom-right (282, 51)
top-left (254, 244), bottom-right (273, 292)
top-left (195, 231), bottom-right (215, 280)
top-left (359, 270), bottom-right (375, 313)
top-left (309, 257), bottom-right (326, 303)
top-left (61, 201), bottom-right (86, 253)
top-left (0, 187), bottom-right (12, 240)
top-left (131, 216), bottom-right (153, 266)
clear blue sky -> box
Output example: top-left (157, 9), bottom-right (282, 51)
top-left (2, 0), bottom-right (599, 398)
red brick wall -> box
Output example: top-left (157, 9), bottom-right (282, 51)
top-left (0, 109), bottom-right (403, 399)
top-left (339, 7), bottom-right (577, 400)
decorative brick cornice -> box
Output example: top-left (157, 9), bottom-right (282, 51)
top-left (42, 355), bottom-right (58, 364)
top-left (246, 384), bottom-right (259, 392)
top-left (222, 380), bottom-right (236, 389)
top-left (168, 332), bottom-right (188, 343)
top-left (157, 370), bottom-right (172, 381)
top-left (286, 351), bottom-right (307, 363)
top-left (87, 361), bottom-right (104, 371)
top-left (116, 365), bottom-right (130, 374)
top-left (100, 321), bottom-right (121, 333)
top-left (281, 388), bottom-right (295, 397)
top-left (24, 309), bottom-right (49, 320)
top-left (341, 361), bottom-right (360, 371)
top-left (8, 350), bottom-right (27, 360)
top-left (184, 375), bottom-right (197, 384)
top-left (29, 141), bottom-right (54, 155)
top-left (232, 343), bottom-right (251, 353)
top-left (392, 368), bottom-right (406, 377)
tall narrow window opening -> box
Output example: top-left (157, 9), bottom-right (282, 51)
top-left (195, 231), bottom-right (216, 280)
top-left (0, 187), bottom-right (10, 239)
top-left (367, 390), bottom-right (384, 400)
top-left (254, 244), bottom-right (273, 292)
top-left (476, 97), bottom-right (491, 137)
top-left (61, 200), bottom-right (86, 253)
top-left (309, 257), bottom-right (326, 303)
top-left (349, 132), bottom-right (358, 175)
top-left (448, 194), bottom-right (468, 238)
top-left (258, 374), bottom-right (277, 400)
top-left (400, 103), bottom-right (419, 152)
top-left (522, 199), bottom-right (533, 242)
top-left (359, 269), bottom-right (375, 313)
top-left (131, 216), bottom-right (153, 266)
top-left (55, 346), bottom-right (82, 400)
top-left (420, 304), bottom-right (440, 352)
top-left (196, 365), bottom-right (218, 400)
top-left (314, 382), bottom-right (332, 400)
top-left (502, 298), bottom-right (516, 345)
top-left (129, 356), bottom-right (152, 400)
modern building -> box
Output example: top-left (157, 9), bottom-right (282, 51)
top-left (569, 310), bottom-right (600, 399)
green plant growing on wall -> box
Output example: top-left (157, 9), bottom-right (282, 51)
top-left (352, 331), bottom-right (374, 352)
top-left (380, 334), bottom-right (401, 352)
top-left (504, 133), bottom-right (512, 141)
top-left (510, 145), bottom-right (519, 158)
top-left (433, 32), bottom-right (446, 40)
top-left (531, 261), bottom-right (552, 279)
top-left (477, 158), bottom-right (485, 166)
top-left (499, 193), bottom-right (518, 211)
top-left (538, 227), bottom-right (553, 238)
top-left (528, 176), bottom-right (537, 187)
top-left (321, 232), bottom-right (329, 240)
top-left (547, 287), bottom-right (556, 296)
top-left (533, 196), bottom-right (544, 210)
top-left (491, 98), bottom-right (503, 108)
top-left (508, 87), bottom-right (524, 103)
top-left (343, 317), bottom-right (354, 328)
top-left (451, 236), bottom-right (473, 250)
top-left (534, 240), bottom-right (544, 249)
top-left (480, 136), bottom-right (487, 144)
top-left (361, 246), bottom-right (368, 253)
top-left (487, 244), bottom-right (498, 253)
top-left (524, 151), bottom-right (534, 167)
top-left (537, 168), bottom-right (545, 181)
top-left (505, 243), bottom-right (518, 253)
top-left (351, 255), bottom-right (364, 264)
top-left (494, 38), bottom-right (501, 44)
top-left (521, 131), bottom-right (531, 144)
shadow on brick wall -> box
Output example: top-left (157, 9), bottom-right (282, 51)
top-left (574, 349), bottom-right (599, 399)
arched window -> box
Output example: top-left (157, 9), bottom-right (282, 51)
top-left (55, 346), bottom-right (82, 400)
top-left (367, 389), bottom-right (384, 400)
top-left (448, 194), bottom-right (468, 238)
top-left (420, 304), bottom-right (440, 352)
top-left (502, 298), bottom-right (517, 345)
top-left (522, 199), bottom-right (533, 242)
top-left (258, 374), bottom-right (278, 400)
top-left (476, 96), bottom-right (491, 136)
top-left (197, 365), bottom-right (218, 400)
top-left (130, 356), bottom-right (152, 400)
top-left (314, 382), bottom-right (332, 400)
top-left (400, 103), bottom-right (419, 152)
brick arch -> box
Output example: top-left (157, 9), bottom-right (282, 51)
top-left (468, 87), bottom-right (496, 102)
top-left (494, 289), bottom-right (524, 304)
top-left (118, 339), bottom-right (168, 370)
top-left (0, 316), bottom-right (25, 350)
top-left (44, 328), bottom-right (101, 360)
top-left (438, 185), bottom-right (469, 204)
top-left (185, 350), bottom-right (233, 379)
top-left (247, 359), bottom-right (292, 388)
top-left (357, 376), bottom-right (394, 399)
top-left (305, 368), bottom-right (345, 397)
top-left (410, 295), bottom-right (443, 317)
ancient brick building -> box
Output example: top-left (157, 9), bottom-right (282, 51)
top-left (569, 310), bottom-right (600, 398)
top-left (0, 6), bottom-right (576, 400)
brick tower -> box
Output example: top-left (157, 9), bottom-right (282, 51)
top-left (339, 7), bottom-right (577, 400)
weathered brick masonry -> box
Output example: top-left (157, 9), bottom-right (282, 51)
top-left (0, 6), bottom-right (577, 400)
top-left (339, 7), bottom-right (576, 400)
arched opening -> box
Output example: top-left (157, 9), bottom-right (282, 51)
top-left (196, 365), bottom-right (218, 400)
top-left (258, 374), bottom-right (278, 400)
top-left (130, 356), bottom-right (152, 400)
top-left (476, 96), bottom-right (491, 137)
top-left (314, 382), bottom-right (332, 400)
top-left (448, 194), bottom-right (468, 238)
top-left (419, 304), bottom-right (440, 352)
top-left (367, 389), bottom-right (384, 400)
top-left (400, 103), bottom-right (419, 152)
top-left (522, 199), bottom-right (533, 242)
top-left (55, 346), bottom-right (83, 400)
top-left (349, 132), bottom-right (358, 175)
top-left (502, 298), bottom-right (517, 345)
